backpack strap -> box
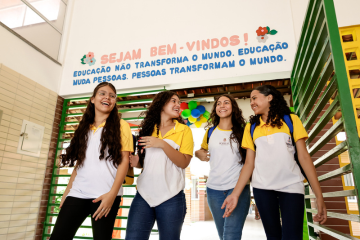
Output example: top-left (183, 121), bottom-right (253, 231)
top-left (207, 126), bottom-right (216, 144)
top-left (250, 122), bottom-right (258, 150)
top-left (283, 114), bottom-right (293, 134)
top-left (283, 114), bottom-right (311, 188)
top-left (250, 122), bottom-right (257, 139)
top-left (132, 134), bottom-right (136, 154)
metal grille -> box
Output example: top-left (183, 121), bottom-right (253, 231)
top-left (291, 0), bottom-right (360, 239)
top-left (42, 89), bottom-right (165, 240)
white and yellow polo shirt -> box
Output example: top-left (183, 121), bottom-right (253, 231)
top-left (68, 119), bottom-right (133, 199)
top-left (242, 115), bottom-right (308, 194)
top-left (201, 127), bottom-right (243, 191)
top-left (137, 120), bottom-right (194, 207)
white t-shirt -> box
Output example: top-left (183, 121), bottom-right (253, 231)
top-left (201, 127), bottom-right (243, 191)
top-left (242, 115), bottom-right (308, 195)
top-left (68, 119), bottom-right (133, 199)
top-left (137, 121), bottom-right (194, 207)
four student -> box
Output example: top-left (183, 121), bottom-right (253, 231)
top-left (52, 83), bottom-right (327, 240)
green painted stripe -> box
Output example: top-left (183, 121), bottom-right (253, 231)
top-left (303, 75), bottom-right (337, 130)
top-left (306, 96), bottom-right (340, 144)
top-left (313, 141), bottom-right (348, 168)
top-left (309, 118), bottom-right (344, 156)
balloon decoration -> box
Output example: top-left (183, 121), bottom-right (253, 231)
top-left (180, 102), bottom-right (188, 111)
top-left (188, 101), bottom-right (197, 110)
top-left (181, 109), bottom-right (191, 119)
top-left (180, 101), bottom-right (210, 128)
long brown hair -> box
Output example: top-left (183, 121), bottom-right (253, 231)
top-left (206, 94), bottom-right (246, 164)
top-left (59, 82), bottom-right (122, 168)
top-left (137, 91), bottom-right (183, 167)
top-left (249, 85), bottom-right (291, 128)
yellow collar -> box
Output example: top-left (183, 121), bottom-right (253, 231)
top-left (259, 117), bottom-right (268, 127)
top-left (152, 120), bottom-right (186, 139)
top-left (90, 121), bottom-right (106, 134)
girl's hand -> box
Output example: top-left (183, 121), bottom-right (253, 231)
top-left (92, 191), bottom-right (117, 221)
top-left (196, 149), bottom-right (210, 162)
top-left (313, 197), bottom-right (327, 224)
top-left (138, 136), bottom-right (164, 149)
top-left (129, 154), bottom-right (139, 167)
top-left (221, 194), bottom-right (239, 218)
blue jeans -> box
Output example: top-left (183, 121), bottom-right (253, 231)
top-left (125, 191), bottom-right (186, 240)
top-left (207, 185), bottom-right (250, 240)
top-left (253, 188), bottom-right (305, 240)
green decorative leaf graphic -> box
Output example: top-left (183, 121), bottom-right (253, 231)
top-left (266, 26), bottom-right (270, 33)
top-left (269, 30), bottom-right (278, 35)
top-left (81, 55), bottom-right (86, 64)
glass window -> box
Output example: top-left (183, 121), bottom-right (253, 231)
top-left (191, 178), bottom-right (199, 200)
top-left (28, 0), bottom-right (67, 31)
top-left (0, 0), bottom-right (66, 60)
top-left (344, 173), bottom-right (355, 187)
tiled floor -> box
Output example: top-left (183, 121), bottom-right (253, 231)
top-left (150, 213), bottom-right (265, 240)
top-left (180, 213), bottom-right (266, 239)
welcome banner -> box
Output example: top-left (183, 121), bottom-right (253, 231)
top-left (60, 0), bottom-right (297, 96)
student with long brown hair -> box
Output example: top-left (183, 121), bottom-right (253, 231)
top-left (195, 94), bottom-right (250, 240)
top-left (126, 91), bottom-right (194, 240)
top-left (50, 82), bottom-right (133, 240)
top-left (222, 85), bottom-right (327, 239)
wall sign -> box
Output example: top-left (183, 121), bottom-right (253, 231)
top-left (60, 0), bottom-right (297, 96)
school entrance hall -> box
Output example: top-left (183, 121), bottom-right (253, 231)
top-left (1, 0), bottom-right (360, 240)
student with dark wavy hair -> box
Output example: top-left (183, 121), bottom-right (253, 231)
top-left (50, 82), bottom-right (133, 240)
top-left (222, 85), bottom-right (327, 240)
top-left (126, 91), bottom-right (194, 240)
top-left (195, 94), bottom-right (250, 240)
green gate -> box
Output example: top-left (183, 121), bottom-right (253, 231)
top-left (291, 0), bottom-right (360, 239)
top-left (42, 89), bottom-right (164, 240)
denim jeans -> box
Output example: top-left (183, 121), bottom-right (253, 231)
top-left (253, 187), bottom-right (305, 240)
top-left (125, 191), bottom-right (186, 240)
top-left (207, 185), bottom-right (250, 240)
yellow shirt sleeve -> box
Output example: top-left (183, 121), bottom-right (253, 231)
top-left (200, 129), bottom-right (209, 150)
top-left (241, 123), bottom-right (255, 152)
top-left (290, 114), bottom-right (308, 142)
top-left (120, 119), bottom-right (134, 152)
top-left (179, 125), bottom-right (194, 156)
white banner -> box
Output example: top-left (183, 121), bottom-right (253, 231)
top-left (60, 0), bottom-right (297, 96)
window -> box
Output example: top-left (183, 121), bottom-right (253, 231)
top-left (0, 0), bottom-right (67, 60)
top-left (191, 178), bottom-right (199, 200)
top-left (344, 173), bottom-right (357, 202)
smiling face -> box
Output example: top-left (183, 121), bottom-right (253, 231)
top-left (216, 96), bottom-right (232, 118)
top-left (162, 95), bottom-right (180, 118)
top-left (90, 85), bottom-right (117, 114)
top-left (250, 90), bottom-right (273, 115)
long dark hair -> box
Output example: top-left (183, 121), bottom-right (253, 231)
top-left (59, 82), bottom-right (122, 168)
top-left (206, 94), bottom-right (247, 164)
top-left (137, 91), bottom-right (183, 167)
top-left (249, 85), bottom-right (291, 128)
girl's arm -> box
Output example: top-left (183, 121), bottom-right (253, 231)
top-left (93, 151), bottom-right (130, 220)
top-left (221, 148), bottom-right (255, 217)
top-left (161, 141), bottom-right (192, 169)
top-left (59, 167), bottom-right (77, 208)
top-left (139, 136), bottom-right (192, 169)
top-left (296, 138), bottom-right (327, 224)
top-left (195, 148), bottom-right (210, 162)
